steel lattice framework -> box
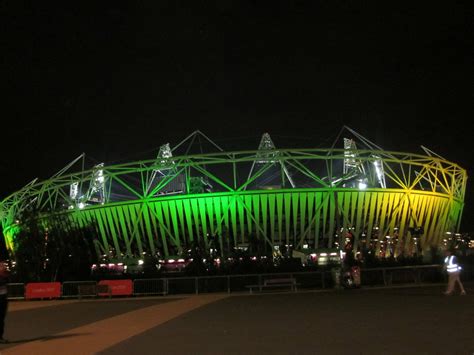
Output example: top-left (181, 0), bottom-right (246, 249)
top-left (0, 131), bottom-right (467, 259)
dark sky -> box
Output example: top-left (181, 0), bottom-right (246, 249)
top-left (2, 2), bottom-right (473, 229)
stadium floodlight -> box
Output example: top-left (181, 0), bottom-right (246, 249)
top-left (255, 133), bottom-right (278, 164)
top-left (343, 138), bottom-right (365, 176)
top-left (87, 163), bottom-right (106, 204)
top-left (69, 182), bottom-right (79, 201)
top-left (246, 133), bottom-right (295, 189)
top-left (146, 143), bottom-right (184, 196)
top-left (372, 155), bottom-right (386, 188)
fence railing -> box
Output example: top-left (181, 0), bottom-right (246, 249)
top-left (6, 264), bottom-right (448, 300)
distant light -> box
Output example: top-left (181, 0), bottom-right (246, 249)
top-left (138, 259), bottom-right (144, 265)
top-left (78, 202), bottom-right (86, 209)
top-left (358, 181), bottom-right (367, 190)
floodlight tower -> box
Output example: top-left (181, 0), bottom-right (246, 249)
top-left (342, 138), bottom-right (366, 188)
top-left (372, 155), bottom-right (386, 188)
top-left (246, 133), bottom-right (295, 189)
top-left (146, 143), bottom-right (184, 196)
top-left (86, 163), bottom-right (106, 204)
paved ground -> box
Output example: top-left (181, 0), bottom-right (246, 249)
top-left (0, 283), bottom-right (473, 355)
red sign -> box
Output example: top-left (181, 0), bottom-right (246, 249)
top-left (98, 279), bottom-right (132, 296)
top-left (25, 282), bottom-right (61, 299)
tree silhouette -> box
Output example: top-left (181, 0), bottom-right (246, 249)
top-left (11, 208), bottom-right (97, 282)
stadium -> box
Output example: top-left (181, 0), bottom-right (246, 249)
top-left (0, 127), bottom-right (467, 266)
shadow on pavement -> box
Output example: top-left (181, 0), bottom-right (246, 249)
top-left (3, 332), bottom-right (89, 345)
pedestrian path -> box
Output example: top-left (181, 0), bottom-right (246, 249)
top-left (2, 294), bottom-right (227, 355)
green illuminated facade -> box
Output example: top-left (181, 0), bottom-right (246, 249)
top-left (0, 133), bottom-right (467, 259)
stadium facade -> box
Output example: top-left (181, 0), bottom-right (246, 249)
top-left (0, 127), bottom-right (467, 260)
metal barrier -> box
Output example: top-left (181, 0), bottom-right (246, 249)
top-left (62, 281), bottom-right (97, 298)
top-left (133, 278), bottom-right (168, 296)
top-left (4, 264), bottom-right (447, 300)
top-left (7, 283), bottom-right (25, 299)
top-left (362, 264), bottom-right (443, 286)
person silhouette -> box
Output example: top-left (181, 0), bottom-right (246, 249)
top-left (0, 262), bottom-right (9, 343)
top-left (443, 249), bottom-right (466, 296)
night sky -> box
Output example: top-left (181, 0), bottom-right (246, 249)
top-left (2, 2), bottom-right (473, 230)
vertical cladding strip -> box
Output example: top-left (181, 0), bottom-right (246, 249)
top-left (299, 192), bottom-right (306, 244)
top-left (213, 197), bottom-right (223, 253)
top-left (404, 193), bottom-right (414, 232)
top-left (314, 192), bottom-right (322, 248)
top-left (398, 194), bottom-right (410, 253)
top-left (198, 198), bottom-right (209, 248)
top-left (354, 192), bottom-right (364, 250)
top-left (116, 206), bottom-right (132, 257)
top-left (328, 192), bottom-right (336, 247)
top-left (409, 194), bottom-right (420, 228)
top-left (284, 193), bottom-right (291, 247)
top-left (260, 194), bottom-right (268, 242)
top-left (252, 195), bottom-right (260, 239)
top-left (153, 203), bottom-right (169, 258)
top-left (434, 199), bottom-right (450, 246)
top-left (422, 197), bottom-right (435, 247)
top-left (432, 197), bottom-right (445, 246)
top-left (388, 193), bottom-right (401, 237)
top-left (292, 193), bottom-right (299, 242)
top-left (416, 194), bottom-right (427, 230)
top-left (148, 202), bottom-right (161, 249)
top-left (268, 194), bottom-right (276, 245)
top-left (425, 197), bottom-right (438, 247)
top-left (105, 208), bottom-right (122, 256)
top-left (350, 191), bottom-right (358, 229)
top-left (276, 193), bottom-right (284, 245)
top-left (307, 192), bottom-right (314, 242)
top-left (163, 200), bottom-right (180, 250)
top-left (340, 191), bottom-right (350, 231)
top-left (365, 192), bottom-right (374, 240)
top-left (82, 211), bottom-right (106, 256)
top-left (237, 197), bottom-right (245, 245)
top-left (175, 200), bottom-right (187, 246)
top-left (220, 196), bottom-right (230, 239)
top-left (121, 205), bottom-right (135, 253)
top-left (321, 191), bottom-right (329, 240)
top-left (362, 191), bottom-right (370, 235)
top-left (132, 204), bottom-right (144, 256)
top-left (450, 200), bottom-right (462, 232)
top-left (182, 199), bottom-right (194, 243)
top-left (377, 193), bottom-right (389, 240)
top-left (168, 200), bottom-right (181, 252)
top-left (191, 199), bottom-right (200, 243)
top-left (229, 196), bottom-right (237, 246)
top-left (214, 197), bottom-right (223, 236)
top-left (142, 203), bottom-right (156, 255)
top-left (110, 207), bottom-right (126, 255)
top-left (94, 209), bottom-right (110, 253)
top-left (205, 198), bottom-right (215, 237)
top-left (244, 195), bottom-right (253, 238)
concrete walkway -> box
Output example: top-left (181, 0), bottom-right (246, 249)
top-left (0, 283), bottom-right (472, 354)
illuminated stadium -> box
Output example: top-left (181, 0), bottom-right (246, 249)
top-left (0, 127), bottom-right (467, 262)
